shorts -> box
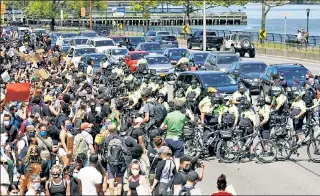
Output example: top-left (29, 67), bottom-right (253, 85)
top-left (107, 164), bottom-right (125, 179)
top-left (165, 138), bottom-right (184, 158)
top-left (261, 129), bottom-right (270, 139)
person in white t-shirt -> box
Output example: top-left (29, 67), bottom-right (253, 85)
top-left (77, 154), bottom-right (103, 195)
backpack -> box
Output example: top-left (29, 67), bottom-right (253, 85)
top-left (54, 113), bottom-right (68, 128)
top-left (179, 186), bottom-right (195, 196)
top-left (159, 161), bottom-right (177, 196)
top-left (303, 90), bottom-right (314, 107)
top-left (148, 102), bottom-right (167, 126)
top-left (74, 134), bottom-right (89, 157)
top-left (107, 136), bottom-right (125, 166)
top-left (17, 138), bottom-right (28, 160)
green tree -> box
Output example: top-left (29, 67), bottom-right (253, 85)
top-left (66, 0), bottom-right (107, 18)
top-left (129, 0), bottom-right (159, 22)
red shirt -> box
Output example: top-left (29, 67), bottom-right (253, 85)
top-left (211, 191), bottom-right (233, 196)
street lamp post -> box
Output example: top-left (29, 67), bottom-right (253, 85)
top-left (306, 8), bottom-right (310, 33)
top-left (203, 0), bottom-right (206, 52)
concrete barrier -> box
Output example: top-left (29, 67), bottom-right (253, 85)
top-left (255, 47), bottom-right (320, 61)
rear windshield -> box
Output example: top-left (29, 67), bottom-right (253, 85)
top-left (162, 36), bottom-right (177, 41)
top-left (95, 40), bottom-right (114, 47)
top-left (147, 32), bottom-right (156, 36)
top-left (207, 32), bottom-right (217, 36)
top-left (131, 53), bottom-right (147, 60)
top-left (217, 56), bottom-right (239, 64)
top-left (157, 32), bottom-right (170, 35)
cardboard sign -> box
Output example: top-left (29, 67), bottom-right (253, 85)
top-left (36, 49), bottom-right (45, 54)
top-left (1, 71), bottom-right (10, 82)
top-left (67, 136), bottom-right (74, 155)
top-left (5, 83), bottom-right (30, 102)
top-left (31, 53), bottom-right (41, 63)
top-left (38, 69), bottom-right (49, 79)
top-left (19, 45), bottom-right (26, 53)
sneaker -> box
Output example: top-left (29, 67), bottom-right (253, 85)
top-left (249, 154), bottom-right (255, 160)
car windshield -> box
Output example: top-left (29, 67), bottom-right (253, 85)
top-left (95, 40), bottom-right (114, 47)
top-left (75, 48), bottom-right (96, 56)
top-left (194, 53), bottom-right (209, 62)
top-left (81, 32), bottom-right (97, 37)
top-left (89, 55), bottom-right (105, 67)
top-left (206, 32), bottom-right (216, 36)
top-left (278, 68), bottom-right (308, 81)
top-left (63, 39), bottom-right (70, 44)
top-left (109, 37), bottom-right (122, 44)
top-left (142, 43), bottom-right (161, 50)
top-left (61, 33), bottom-right (77, 38)
top-left (146, 57), bottom-right (170, 64)
top-left (147, 32), bottom-right (156, 36)
top-left (157, 32), bottom-right (170, 35)
top-left (111, 49), bottom-right (128, 55)
top-left (217, 56), bottom-right (239, 64)
top-left (239, 64), bottom-right (267, 73)
top-left (202, 74), bottom-right (237, 87)
top-left (162, 36), bottom-right (177, 41)
top-left (169, 50), bottom-right (187, 57)
top-left (74, 38), bottom-right (88, 45)
top-left (129, 37), bottom-right (146, 45)
top-left (131, 53), bottom-right (147, 60)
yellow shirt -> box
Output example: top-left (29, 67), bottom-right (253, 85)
top-left (185, 86), bottom-right (201, 100)
top-left (258, 105), bottom-right (271, 122)
top-left (158, 86), bottom-right (168, 96)
top-left (232, 91), bottom-right (251, 103)
top-left (291, 99), bottom-right (306, 113)
top-left (273, 94), bottom-right (287, 106)
top-left (149, 82), bottom-right (159, 92)
top-left (241, 110), bottom-right (257, 126)
top-left (137, 58), bottom-right (147, 66)
top-left (129, 90), bottom-right (141, 105)
top-left (199, 96), bottom-right (214, 114)
top-left (124, 74), bottom-right (134, 82)
top-left (219, 105), bottom-right (239, 124)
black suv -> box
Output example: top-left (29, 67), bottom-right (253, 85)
top-left (259, 63), bottom-right (309, 98)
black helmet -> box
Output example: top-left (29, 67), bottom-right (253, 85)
top-left (191, 79), bottom-right (197, 85)
top-left (211, 93), bottom-right (223, 104)
top-left (243, 100), bottom-right (251, 109)
top-left (124, 69), bottom-right (130, 74)
top-left (257, 96), bottom-right (265, 106)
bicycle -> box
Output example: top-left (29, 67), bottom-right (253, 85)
top-left (275, 116), bottom-right (320, 163)
top-left (216, 127), bottom-right (277, 163)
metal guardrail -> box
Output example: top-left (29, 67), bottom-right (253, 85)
top-left (123, 25), bottom-right (320, 46)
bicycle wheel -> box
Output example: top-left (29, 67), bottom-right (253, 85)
top-left (307, 139), bottom-right (320, 163)
top-left (254, 139), bottom-right (277, 163)
top-left (274, 138), bottom-right (292, 161)
top-left (216, 139), bottom-right (238, 163)
top-left (184, 140), bottom-right (200, 158)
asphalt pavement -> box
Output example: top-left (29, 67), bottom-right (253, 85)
top-left (164, 49), bottom-right (320, 195)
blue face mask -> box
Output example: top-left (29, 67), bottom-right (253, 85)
top-left (39, 131), bottom-right (47, 137)
top-left (65, 124), bottom-right (73, 131)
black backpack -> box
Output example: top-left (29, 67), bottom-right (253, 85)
top-left (54, 113), bottom-right (68, 128)
top-left (303, 90), bottom-right (315, 107)
top-left (179, 186), bottom-right (195, 196)
top-left (148, 101), bottom-right (167, 126)
top-left (103, 135), bottom-right (125, 166)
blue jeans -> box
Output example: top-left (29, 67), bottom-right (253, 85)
top-left (165, 138), bottom-right (184, 158)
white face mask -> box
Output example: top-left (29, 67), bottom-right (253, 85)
top-left (131, 169), bottom-right (140, 176)
top-left (3, 120), bottom-right (10, 126)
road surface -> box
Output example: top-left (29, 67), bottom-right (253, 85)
top-left (165, 51), bottom-right (320, 195)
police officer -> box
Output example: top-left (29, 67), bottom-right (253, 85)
top-left (198, 87), bottom-right (218, 124)
top-left (148, 76), bottom-right (159, 93)
top-left (290, 91), bottom-right (307, 146)
top-left (157, 80), bottom-right (168, 101)
top-left (140, 74), bottom-right (150, 92)
top-left (219, 97), bottom-right (239, 127)
top-left (257, 96), bottom-right (271, 140)
top-left (128, 80), bottom-right (142, 109)
top-left (271, 85), bottom-right (287, 113)
top-left (123, 68), bottom-right (135, 82)
top-left (174, 88), bottom-right (187, 104)
top-left (176, 53), bottom-right (189, 69)
top-left (185, 79), bottom-right (201, 101)
top-left (157, 93), bottom-right (170, 111)
top-left (232, 83), bottom-right (251, 105)
top-left (137, 57), bottom-right (148, 70)
top-left (112, 64), bottom-right (124, 78)
top-left (302, 81), bottom-right (318, 121)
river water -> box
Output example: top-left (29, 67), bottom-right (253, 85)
top-left (192, 3), bottom-right (320, 36)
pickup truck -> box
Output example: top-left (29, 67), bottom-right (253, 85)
top-left (187, 30), bottom-right (224, 51)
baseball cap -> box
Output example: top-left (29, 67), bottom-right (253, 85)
top-left (208, 87), bottom-right (217, 93)
top-left (187, 171), bottom-right (199, 181)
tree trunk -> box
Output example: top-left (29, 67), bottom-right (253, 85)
top-left (261, 2), bottom-right (266, 31)
top-left (51, 17), bottom-right (55, 31)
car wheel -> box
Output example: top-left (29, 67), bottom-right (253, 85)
top-left (239, 51), bottom-right (245, 57)
top-left (216, 47), bottom-right (221, 51)
top-left (199, 42), bottom-right (203, 51)
top-left (249, 52), bottom-right (256, 58)
top-left (187, 41), bottom-right (192, 49)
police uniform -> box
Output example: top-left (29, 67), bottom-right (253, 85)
top-left (129, 90), bottom-right (141, 106)
top-left (239, 109), bottom-right (257, 129)
top-left (162, 101), bottom-right (170, 111)
top-left (174, 96), bottom-right (186, 104)
top-left (272, 94), bottom-right (287, 108)
top-left (140, 82), bottom-right (148, 92)
top-left (291, 99), bottom-right (306, 132)
top-left (199, 96), bottom-right (214, 114)
top-left (258, 105), bottom-right (271, 139)
top-left (124, 74), bottom-right (135, 82)
top-left (137, 58), bottom-right (148, 66)
top-left (185, 86), bottom-right (201, 101)
top-left (176, 57), bottom-right (189, 67)
top-left (112, 67), bottom-right (124, 77)
top-left (232, 90), bottom-right (251, 103)
top-left (158, 86), bottom-right (168, 97)
top-left (148, 82), bottom-right (159, 92)
top-left (219, 105), bottom-right (239, 125)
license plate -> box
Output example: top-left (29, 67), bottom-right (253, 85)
top-left (160, 73), bottom-right (166, 77)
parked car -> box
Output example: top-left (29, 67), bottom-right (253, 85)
top-left (154, 35), bottom-right (178, 48)
top-left (174, 71), bottom-right (238, 98)
top-left (145, 30), bottom-right (170, 41)
top-left (60, 44), bottom-right (71, 53)
top-left (259, 63), bottom-right (309, 98)
top-left (108, 36), bottom-right (124, 44)
top-left (135, 42), bottom-right (163, 54)
top-left (203, 53), bottom-right (241, 72)
top-left (69, 36), bottom-right (89, 46)
top-left (187, 30), bottom-right (224, 51)
top-left (227, 61), bottom-right (267, 93)
top-left (79, 30), bottom-right (98, 37)
top-left (124, 51), bottom-right (149, 72)
top-left (56, 37), bottom-right (72, 48)
top-left (188, 52), bottom-right (210, 68)
top-left (105, 47), bottom-right (129, 63)
top-left (59, 32), bottom-right (78, 38)
top-left (66, 45), bottom-right (97, 67)
top-left (223, 34), bottom-right (256, 58)
top-left (145, 54), bottom-right (174, 76)
top-left (87, 37), bottom-right (116, 53)
top-left (120, 36), bottom-right (146, 51)
top-left (78, 53), bottom-right (107, 73)
top-left (163, 48), bottom-right (190, 65)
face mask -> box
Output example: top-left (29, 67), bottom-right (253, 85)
top-left (73, 172), bottom-right (78, 179)
top-left (27, 118), bottom-right (33, 124)
top-left (86, 128), bottom-right (92, 133)
top-left (183, 166), bottom-right (191, 173)
top-left (3, 120), bottom-right (10, 126)
top-left (131, 169), bottom-right (140, 176)
top-left (52, 173), bottom-right (60, 178)
top-left (192, 84), bottom-right (197, 89)
top-left (28, 132), bottom-right (35, 138)
top-left (9, 193), bottom-right (18, 196)
top-left (32, 182), bottom-right (41, 190)
top-left (65, 124), bottom-right (73, 131)
top-left (30, 155), bottom-right (38, 161)
top-left (39, 131), bottom-right (47, 137)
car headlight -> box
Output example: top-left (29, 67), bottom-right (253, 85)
top-left (220, 68), bottom-right (226, 72)
top-left (243, 78), bottom-right (253, 83)
top-left (253, 78), bottom-right (259, 82)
